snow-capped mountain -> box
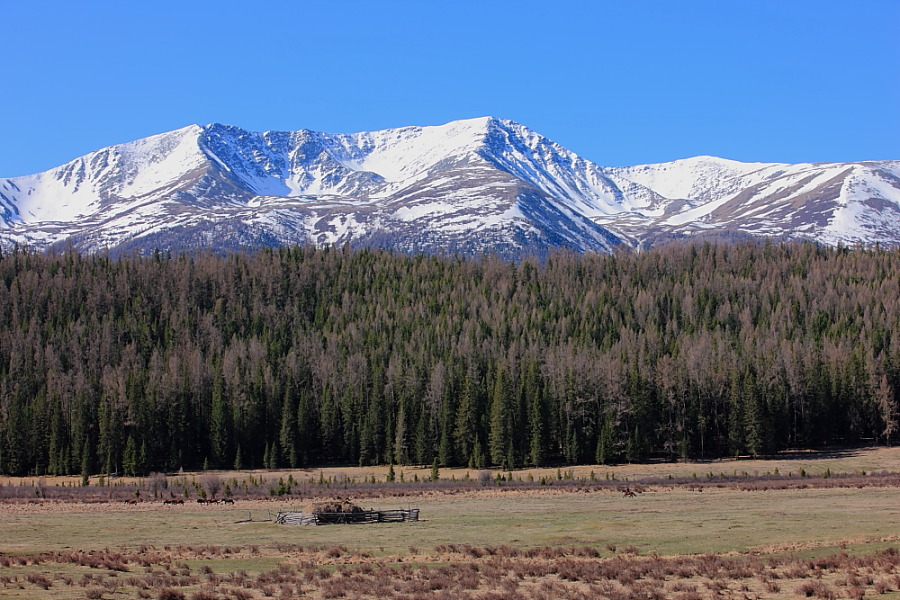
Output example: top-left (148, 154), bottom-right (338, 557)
top-left (1, 118), bottom-right (898, 257)
top-left (603, 156), bottom-right (900, 248)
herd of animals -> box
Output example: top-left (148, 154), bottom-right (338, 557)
top-left (120, 498), bottom-right (235, 505)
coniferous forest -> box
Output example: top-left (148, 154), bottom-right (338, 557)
top-left (0, 241), bottom-right (898, 477)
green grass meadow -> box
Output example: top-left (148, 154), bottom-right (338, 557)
top-left (5, 486), bottom-right (898, 557)
top-left (3, 450), bottom-right (900, 599)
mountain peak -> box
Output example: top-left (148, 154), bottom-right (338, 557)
top-left (0, 119), bottom-right (898, 257)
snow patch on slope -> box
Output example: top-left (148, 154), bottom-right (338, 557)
top-left (1, 118), bottom-right (898, 255)
top-left (337, 117), bottom-right (491, 182)
top-left (614, 156), bottom-right (774, 202)
top-left (2, 125), bottom-right (204, 224)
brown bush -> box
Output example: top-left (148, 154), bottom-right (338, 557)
top-left (847, 586), bottom-right (866, 600)
top-left (24, 573), bottom-right (51, 589)
top-left (796, 580), bottom-right (837, 599)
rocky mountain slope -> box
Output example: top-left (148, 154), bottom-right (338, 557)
top-left (1, 118), bottom-right (897, 257)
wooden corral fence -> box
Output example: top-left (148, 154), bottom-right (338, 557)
top-left (276, 508), bottom-right (420, 526)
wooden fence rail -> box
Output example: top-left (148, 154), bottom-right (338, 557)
top-left (276, 509), bottom-right (419, 526)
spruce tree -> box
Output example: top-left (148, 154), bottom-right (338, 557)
top-left (210, 365), bottom-right (231, 469)
top-left (123, 435), bottom-right (137, 477)
top-left (279, 389), bottom-right (298, 468)
top-left (489, 366), bottom-right (513, 469)
top-left (233, 445), bottom-right (243, 471)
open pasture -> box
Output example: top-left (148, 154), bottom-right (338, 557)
top-left (2, 447), bottom-right (900, 599)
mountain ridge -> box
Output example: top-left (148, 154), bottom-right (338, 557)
top-left (1, 117), bottom-right (898, 257)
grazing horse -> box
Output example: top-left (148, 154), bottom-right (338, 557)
top-left (623, 488), bottom-right (636, 498)
top-left (164, 499), bottom-right (184, 505)
top-left (218, 498), bottom-right (235, 505)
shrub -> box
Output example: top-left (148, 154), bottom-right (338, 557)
top-left (24, 573), bottom-right (51, 589)
top-left (796, 580), bottom-right (836, 599)
top-left (847, 586), bottom-right (865, 600)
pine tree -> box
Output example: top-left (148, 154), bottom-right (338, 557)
top-left (80, 438), bottom-right (91, 486)
top-left (523, 361), bottom-right (546, 467)
top-left (320, 387), bottom-right (341, 461)
top-left (97, 399), bottom-right (119, 476)
top-left (413, 404), bottom-right (431, 465)
top-left (489, 366), bottom-right (514, 469)
top-left (875, 374), bottom-right (898, 445)
top-left (262, 442), bottom-right (271, 470)
top-left (454, 369), bottom-right (479, 466)
top-left (742, 369), bottom-right (763, 457)
top-left (437, 392), bottom-right (455, 466)
top-left (596, 414), bottom-right (616, 464)
top-left (358, 417), bottom-right (374, 467)
top-left (233, 445), bottom-right (243, 470)
top-left (267, 440), bottom-right (280, 469)
top-left (209, 365), bottom-right (231, 469)
top-left (727, 368), bottom-right (745, 456)
top-left (394, 403), bottom-right (409, 465)
top-left (3, 400), bottom-right (26, 476)
top-left (470, 437), bottom-right (485, 469)
top-left (279, 388), bottom-right (299, 468)
top-left (123, 435), bottom-right (138, 477)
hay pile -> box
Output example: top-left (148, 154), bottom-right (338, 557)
top-left (304, 500), bottom-right (365, 514)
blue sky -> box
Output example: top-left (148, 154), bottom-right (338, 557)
top-left (2, 0), bottom-right (898, 177)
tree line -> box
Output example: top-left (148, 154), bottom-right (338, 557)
top-left (0, 241), bottom-right (898, 476)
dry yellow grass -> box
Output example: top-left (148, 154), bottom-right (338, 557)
top-left (3, 444), bottom-right (895, 489)
top-left (2, 446), bottom-right (900, 599)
